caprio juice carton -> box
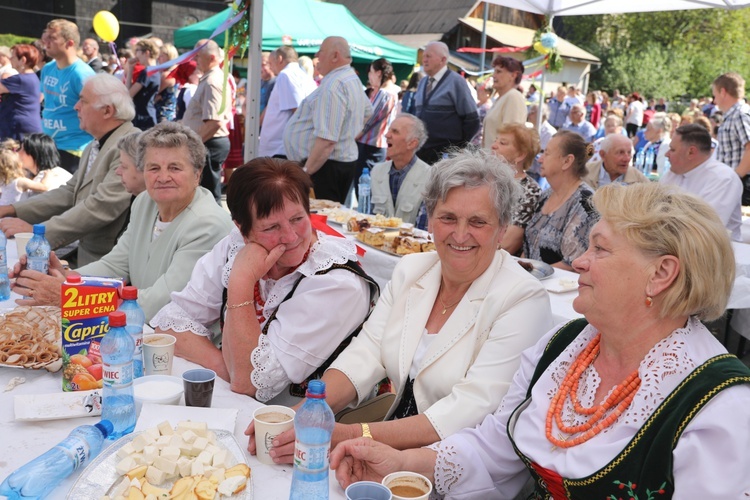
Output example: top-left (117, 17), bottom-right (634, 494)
top-left (61, 273), bottom-right (123, 391)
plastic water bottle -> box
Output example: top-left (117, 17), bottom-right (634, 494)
top-left (0, 232), bottom-right (10, 301)
top-left (644, 146), bottom-right (655, 175)
top-left (289, 380), bottom-right (335, 499)
top-left (100, 311), bottom-right (136, 439)
top-left (0, 420), bottom-right (113, 499)
top-left (119, 286), bottom-right (145, 379)
top-left (357, 168), bottom-right (371, 215)
top-left (635, 148), bottom-right (645, 172)
top-left (26, 224), bottom-right (51, 274)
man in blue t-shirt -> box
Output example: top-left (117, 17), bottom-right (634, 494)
top-left (40, 19), bottom-right (94, 174)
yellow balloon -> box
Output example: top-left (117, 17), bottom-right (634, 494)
top-left (534, 41), bottom-right (550, 55)
top-left (93, 11), bottom-right (119, 43)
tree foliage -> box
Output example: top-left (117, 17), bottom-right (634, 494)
top-left (0, 34), bottom-right (36, 48)
top-left (556, 8), bottom-right (750, 99)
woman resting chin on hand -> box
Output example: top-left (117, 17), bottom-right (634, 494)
top-left (151, 158), bottom-right (378, 405)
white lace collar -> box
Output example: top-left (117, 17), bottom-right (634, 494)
top-left (548, 316), bottom-right (700, 435)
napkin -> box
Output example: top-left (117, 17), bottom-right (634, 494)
top-left (135, 403), bottom-right (238, 432)
top-left (544, 278), bottom-right (579, 294)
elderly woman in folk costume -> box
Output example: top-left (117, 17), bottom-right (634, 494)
top-left (330, 182), bottom-right (750, 499)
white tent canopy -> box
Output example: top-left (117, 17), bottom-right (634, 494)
top-left (481, 0), bottom-right (750, 16)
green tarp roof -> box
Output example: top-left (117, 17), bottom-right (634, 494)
top-left (174, 0), bottom-right (417, 66)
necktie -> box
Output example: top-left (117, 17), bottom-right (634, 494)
top-left (85, 141), bottom-right (100, 177)
top-left (425, 77), bottom-right (435, 97)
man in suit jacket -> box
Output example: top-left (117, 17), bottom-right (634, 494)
top-left (82, 38), bottom-right (104, 73)
top-left (371, 114), bottom-right (431, 224)
top-left (0, 74), bottom-right (137, 266)
top-left (414, 42), bottom-right (480, 164)
top-left (583, 133), bottom-right (648, 189)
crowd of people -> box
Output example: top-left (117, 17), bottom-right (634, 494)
top-left (2, 22), bottom-right (750, 498)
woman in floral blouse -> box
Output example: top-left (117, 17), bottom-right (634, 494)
top-left (492, 123), bottom-right (542, 256)
top-left (523, 130), bottom-right (598, 271)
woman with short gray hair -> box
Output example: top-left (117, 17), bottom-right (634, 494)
top-left (113, 132), bottom-right (146, 196)
top-left (11, 121), bottom-right (234, 321)
top-left (264, 148), bottom-right (554, 463)
top-left (643, 111), bottom-right (672, 176)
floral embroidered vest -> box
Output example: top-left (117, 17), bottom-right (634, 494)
top-left (507, 318), bottom-right (750, 500)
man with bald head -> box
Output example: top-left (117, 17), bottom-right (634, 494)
top-left (583, 133), bottom-right (648, 189)
top-left (413, 41), bottom-right (479, 164)
top-left (82, 38), bottom-right (104, 73)
top-left (182, 39), bottom-right (232, 202)
top-left (284, 36), bottom-right (372, 203)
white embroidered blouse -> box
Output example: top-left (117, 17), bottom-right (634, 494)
top-left (428, 317), bottom-right (750, 498)
top-left (151, 228), bottom-right (371, 403)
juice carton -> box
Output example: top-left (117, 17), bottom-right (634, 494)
top-left (61, 274), bottom-right (123, 391)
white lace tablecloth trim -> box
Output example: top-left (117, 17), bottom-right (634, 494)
top-left (547, 318), bottom-right (697, 435)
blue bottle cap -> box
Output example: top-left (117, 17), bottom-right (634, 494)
top-left (96, 419), bottom-right (114, 438)
top-left (32, 224), bottom-right (45, 235)
top-left (306, 379), bottom-right (326, 398)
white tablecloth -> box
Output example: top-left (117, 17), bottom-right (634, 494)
top-left (0, 235), bottom-right (346, 499)
top-left (2, 233), bottom-right (749, 498)
top-left (0, 356), bottom-right (347, 499)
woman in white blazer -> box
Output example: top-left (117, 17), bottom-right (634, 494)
top-left (251, 148), bottom-right (554, 462)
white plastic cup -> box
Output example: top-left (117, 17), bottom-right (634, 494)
top-left (142, 334), bottom-right (176, 375)
top-left (382, 471), bottom-right (432, 500)
top-left (15, 232), bottom-right (33, 258)
top-left (346, 481), bottom-right (392, 500)
top-left (253, 405), bottom-right (295, 465)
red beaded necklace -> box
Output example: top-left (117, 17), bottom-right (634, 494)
top-left (253, 246), bottom-right (312, 325)
top-left (545, 333), bottom-right (641, 449)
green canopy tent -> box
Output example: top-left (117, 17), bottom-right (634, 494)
top-left (174, 0), bottom-right (417, 79)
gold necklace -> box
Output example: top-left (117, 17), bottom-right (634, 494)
top-left (438, 288), bottom-right (463, 314)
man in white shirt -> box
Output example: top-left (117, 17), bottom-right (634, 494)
top-left (625, 92), bottom-right (644, 137)
top-left (563, 85), bottom-right (584, 109)
top-left (662, 123), bottom-right (743, 240)
top-left (258, 46), bottom-right (317, 158)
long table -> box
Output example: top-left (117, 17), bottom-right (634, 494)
top-left (0, 238), bottom-right (347, 499)
top-left (351, 229), bottom-right (750, 325)
top-left (3, 232), bottom-right (750, 499)
top-left (0, 357), bottom-right (347, 500)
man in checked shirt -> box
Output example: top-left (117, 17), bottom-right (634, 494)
top-left (713, 72), bottom-right (750, 205)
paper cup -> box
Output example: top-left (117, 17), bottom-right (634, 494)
top-left (15, 232), bottom-right (33, 258)
top-left (182, 368), bottom-right (215, 407)
top-left (253, 405), bottom-right (295, 465)
top-left (142, 334), bottom-right (176, 375)
top-left (382, 471), bottom-right (432, 500)
top-left (346, 481), bottom-right (393, 500)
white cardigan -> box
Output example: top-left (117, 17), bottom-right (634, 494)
top-left (329, 250), bottom-right (553, 439)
